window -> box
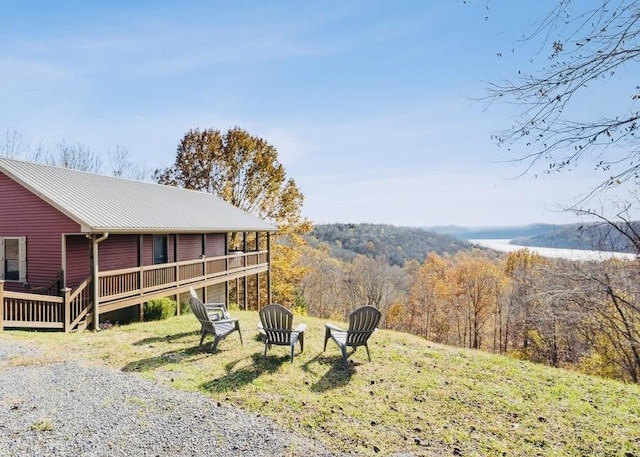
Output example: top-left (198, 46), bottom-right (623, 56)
top-left (153, 235), bottom-right (168, 265)
top-left (0, 236), bottom-right (26, 282)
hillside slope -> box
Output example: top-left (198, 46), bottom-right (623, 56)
top-left (4, 313), bottom-right (640, 456)
top-left (308, 223), bottom-right (470, 266)
top-left (426, 223), bottom-right (561, 240)
top-left (511, 222), bottom-right (640, 253)
top-left (428, 221), bottom-right (640, 253)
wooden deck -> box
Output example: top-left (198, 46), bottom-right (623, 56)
top-left (0, 250), bottom-right (268, 332)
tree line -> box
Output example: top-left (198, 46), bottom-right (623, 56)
top-left (0, 128), bottom-right (149, 180)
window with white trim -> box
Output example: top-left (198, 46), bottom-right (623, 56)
top-left (0, 236), bottom-right (26, 282)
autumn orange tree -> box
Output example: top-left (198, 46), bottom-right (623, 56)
top-left (298, 243), bottom-right (346, 318)
top-left (155, 127), bottom-right (311, 307)
top-left (406, 252), bottom-right (451, 341)
top-left (503, 249), bottom-right (548, 354)
top-left (451, 252), bottom-right (506, 350)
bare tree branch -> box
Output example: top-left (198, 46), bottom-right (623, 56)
top-left (485, 1), bottom-right (640, 199)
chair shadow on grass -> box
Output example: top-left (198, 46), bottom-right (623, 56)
top-left (200, 352), bottom-right (287, 393)
top-left (122, 345), bottom-right (207, 373)
top-left (131, 330), bottom-right (200, 346)
top-left (301, 354), bottom-right (353, 392)
top-left (123, 329), bottom-right (241, 374)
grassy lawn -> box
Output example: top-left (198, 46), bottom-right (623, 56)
top-left (2, 310), bottom-right (640, 456)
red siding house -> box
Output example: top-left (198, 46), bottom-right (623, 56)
top-left (0, 158), bottom-right (276, 332)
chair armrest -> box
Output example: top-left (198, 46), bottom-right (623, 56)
top-left (213, 317), bottom-right (239, 325)
top-left (205, 304), bottom-right (230, 319)
top-left (294, 323), bottom-right (307, 333)
top-left (206, 304), bottom-right (226, 312)
top-left (324, 323), bottom-right (345, 332)
top-left (207, 307), bottom-right (225, 317)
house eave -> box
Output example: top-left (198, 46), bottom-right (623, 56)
top-left (80, 226), bottom-right (279, 235)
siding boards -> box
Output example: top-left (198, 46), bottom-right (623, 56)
top-left (66, 235), bottom-right (90, 288)
top-left (177, 234), bottom-right (203, 261)
top-left (99, 235), bottom-right (139, 271)
top-left (141, 235), bottom-right (154, 266)
top-left (168, 235), bottom-right (175, 262)
top-left (0, 173), bottom-right (81, 289)
top-left (206, 233), bottom-right (226, 257)
top-left (206, 283), bottom-right (226, 303)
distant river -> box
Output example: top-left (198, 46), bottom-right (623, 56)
top-left (469, 239), bottom-right (637, 261)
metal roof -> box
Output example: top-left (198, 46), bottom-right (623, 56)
top-left (0, 158), bottom-right (277, 234)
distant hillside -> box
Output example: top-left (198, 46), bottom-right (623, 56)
top-left (308, 223), bottom-right (471, 266)
top-left (512, 222), bottom-right (640, 253)
top-left (426, 223), bottom-right (563, 240)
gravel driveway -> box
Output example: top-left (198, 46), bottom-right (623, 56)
top-left (0, 341), bottom-right (344, 457)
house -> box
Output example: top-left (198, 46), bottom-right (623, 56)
top-left (0, 157), bottom-right (277, 332)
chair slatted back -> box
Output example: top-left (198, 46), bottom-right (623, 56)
top-left (189, 297), bottom-right (209, 325)
top-left (259, 304), bottom-right (293, 345)
top-left (346, 306), bottom-right (381, 347)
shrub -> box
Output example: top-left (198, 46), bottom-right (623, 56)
top-left (143, 298), bottom-right (177, 321)
top-left (179, 300), bottom-right (191, 315)
top-left (293, 293), bottom-right (308, 315)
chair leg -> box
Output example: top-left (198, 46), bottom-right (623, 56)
top-left (340, 345), bottom-right (348, 367)
top-left (323, 327), bottom-right (330, 352)
top-left (365, 344), bottom-right (372, 362)
top-left (263, 341), bottom-right (269, 357)
top-left (290, 344), bottom-right (294, 363)
top-left (237, 325), bottom-right (244, 346)
top-left (199, 330), bottom-right (206, 347)
top-left (211, 335), bottom-right (221, 352)
top-left (299, 332), bottom-right (304, 353)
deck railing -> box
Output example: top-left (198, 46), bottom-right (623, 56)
top-left (1, 289), bottom-right (65, 329)
top-left (0, 279), bottom-right (92, 331)
top-left (98, 250), bottom-right (269, 303)
top-left (0, 250), bottom-right (269, 332)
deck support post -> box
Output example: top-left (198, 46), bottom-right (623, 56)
top-left (256, 273), bottom-right (260, 309)
top-left (0, 280), bottom-right (4, 331)
top-left (91, 233), bottom-right (109, 331)
top-left (267, 232), bottom-right (272, 305)
top-left (243, 276), bottom-right (248, 310)
top-left (62, 287), bottom-right (71, 332)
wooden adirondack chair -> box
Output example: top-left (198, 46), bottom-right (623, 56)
top-left (189, 294), bottom-right (242, 352)
top-left (323, 305), bottom-right (381, 366)
top-left (189, 287), bottom-right (230, 321)
top-left (258, 304), bottom-right (307, 362)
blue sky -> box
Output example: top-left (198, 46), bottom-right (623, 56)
top-left (0, 1), bottom-right (631, 227)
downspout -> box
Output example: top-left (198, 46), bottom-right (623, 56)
top-left (267, 232), bottom-right (272, 304)
top-left (91, 232), bottom-right (109, 331)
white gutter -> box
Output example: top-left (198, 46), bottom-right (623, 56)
top-left (91, 232), bottom-right (109, 331)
